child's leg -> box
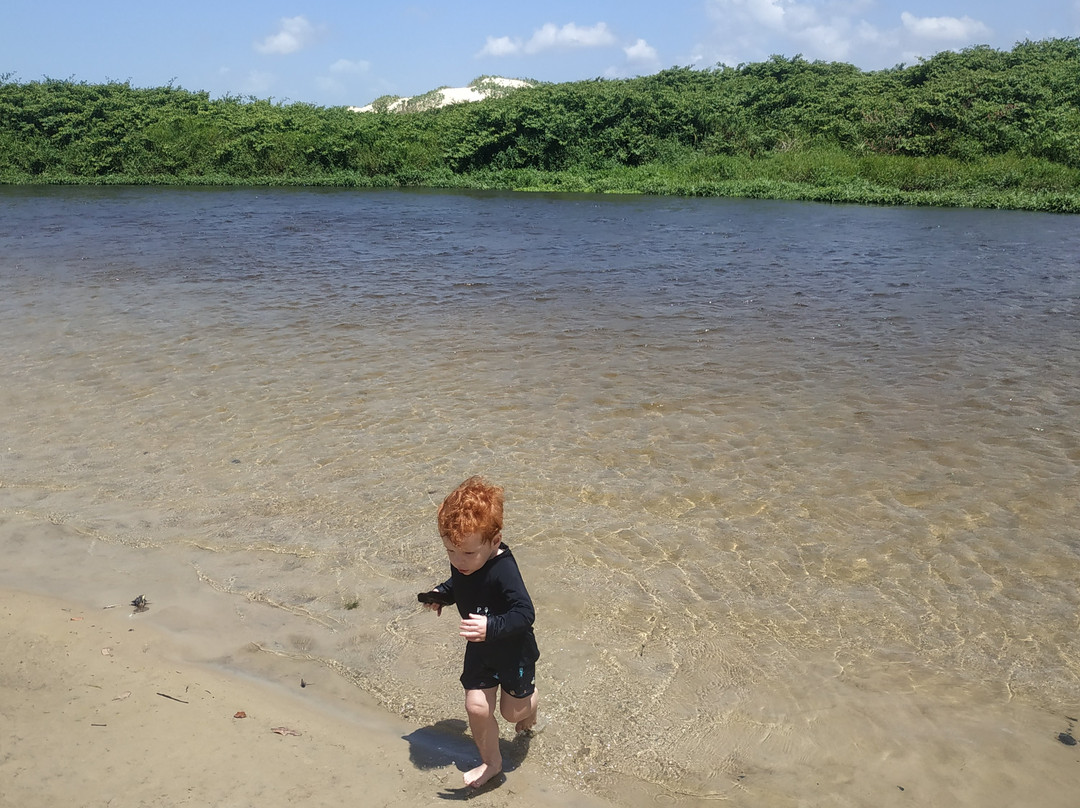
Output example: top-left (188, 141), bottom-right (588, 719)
top-left (500, 689), bottom-right (539, 733)
top-left (463, 687), bottom-right (502, 788)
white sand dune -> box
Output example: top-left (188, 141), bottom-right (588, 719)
top-left (350, 76), bottom-right (536, 113)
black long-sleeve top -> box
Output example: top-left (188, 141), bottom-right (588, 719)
top-left (436, 544), bottom-right (539, 663)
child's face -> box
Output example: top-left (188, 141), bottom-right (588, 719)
top-left (442, 530), bottom-right (500, 576)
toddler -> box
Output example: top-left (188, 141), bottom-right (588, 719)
top-left (422, 476), bottom-right (540, 788)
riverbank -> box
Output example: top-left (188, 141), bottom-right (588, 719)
top-left (4, 149), bottom-right (1079, 214)
top-left (0, 586), bottom-right (611, 808)
top-left (5, 39), bottom-right (1080, 215)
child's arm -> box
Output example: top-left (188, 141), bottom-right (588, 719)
top-left (481, 564), bottom-right (534, 641)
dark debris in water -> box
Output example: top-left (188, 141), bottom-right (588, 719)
top-left (1058, 716), bottom-right (1077, 746)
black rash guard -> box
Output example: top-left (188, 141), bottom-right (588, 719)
top-left (436, 544), bottom-right (540, 667)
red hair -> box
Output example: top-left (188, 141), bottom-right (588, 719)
top-left (437, 476), bottom-right (504, 546)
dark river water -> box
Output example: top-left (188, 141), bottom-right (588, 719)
top-left (1, 186), bottom-right (1078, 806)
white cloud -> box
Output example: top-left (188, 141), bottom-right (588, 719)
top-left (704, 0), bottom-right (932, 68)
top-left (478, 21), bottom-right (617, 57)
top-left (706, 0), bottom-right (868, 60)
top-left (701, 0), bottom-right (996, 69)
top-left (255, 16), bottom-right (323, 55)
top-left (797, 24), bottom-right (853, 60)
top-left (526, 22), bottom-right (617, 53)
top-left (900, 12), bottom-right (990, 41)
top-left (478, 35), bottom-right (520, 57)
top-left (747, 0), bottom-right (790, 29)
top-left (712, 0), bottom-right (787, 29)
top-left (329, 58), bottom-right (370, 75)
top-left (624, 38), bottom-right (659, 64)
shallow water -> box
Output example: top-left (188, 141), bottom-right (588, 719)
top-left (1, 187), bottom-right (1078, 804)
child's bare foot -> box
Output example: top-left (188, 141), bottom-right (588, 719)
top-left (464, 761), bottom-right (502, 788)
top-left (515, 708), bottom-right (538, 733)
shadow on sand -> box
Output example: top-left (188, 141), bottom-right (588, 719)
top-left (402, 718), bottom-right (534, 800)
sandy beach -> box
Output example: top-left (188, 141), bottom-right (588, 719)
top-left (7, 580), bottom-right (1078, 808)
top-left (0, 587), bottom-right (610, 808)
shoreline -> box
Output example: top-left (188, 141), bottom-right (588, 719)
top-left (3, 186), bottom-right (1079, 806)
top-left (0, 585), bottom-right (612, 808)
top-left (2, 170), bottom-right (1078, 215)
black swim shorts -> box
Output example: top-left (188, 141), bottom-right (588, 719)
top-left (460, 644), bottom-right (537, 697)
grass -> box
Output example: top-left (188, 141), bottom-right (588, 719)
top-left (5, 149), bottom-right (1079, 212)
top-left (440, 150), bottom-right (1080, 212)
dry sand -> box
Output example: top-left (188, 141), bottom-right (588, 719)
top-left (0, 587), bottom-right (610, 808)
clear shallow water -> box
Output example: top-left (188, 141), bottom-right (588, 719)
top-left (1, 187), bottom-right (1078, 804)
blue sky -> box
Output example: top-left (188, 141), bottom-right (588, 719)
top-left (4, 1), bottom-right (1077, 107)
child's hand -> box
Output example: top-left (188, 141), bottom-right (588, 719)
top-left (419, 589), bottom-right (451, 616)
top-left (459, 613), bottom-right (488, 642)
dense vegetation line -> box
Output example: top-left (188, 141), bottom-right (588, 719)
top-left (1, 38), bottom-right (1079, 211)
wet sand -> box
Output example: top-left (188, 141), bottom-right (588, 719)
top-left (4, 574), bottom-right (1079, 808)
top-left (0, 586), bottom-right (611, 808)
